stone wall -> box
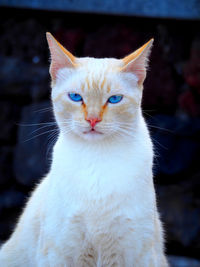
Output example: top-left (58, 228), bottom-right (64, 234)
top-left (0, 7), bottom-right (200, 264)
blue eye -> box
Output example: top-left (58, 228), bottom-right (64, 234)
top-left (68, 93), bottom-right (83, 102)
top-left (108, 95), bottom-right (123, 104)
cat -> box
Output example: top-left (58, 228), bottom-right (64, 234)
top-left (0, 32), bottom-right (169, 267)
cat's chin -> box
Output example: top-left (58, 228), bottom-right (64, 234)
top-left (81, 130), bottom-right (104, 141)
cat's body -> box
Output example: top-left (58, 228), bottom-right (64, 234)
top-left (0, 34), bottom-right (168, 267)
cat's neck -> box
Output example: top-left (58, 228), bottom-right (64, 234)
top-left (51, 114), bottom-right (152, 168)
top-left (48, 117), bottom-right (153, 200)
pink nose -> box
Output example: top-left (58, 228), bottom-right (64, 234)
top-left (86, 117), bottom-right (101, 128)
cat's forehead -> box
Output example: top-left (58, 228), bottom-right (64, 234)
top-left (77, 57), bottom-right (122, 71)
top-left (76, 58), bottom-right (120, 91)
top-left (56, 56), bottom-right (138, 99)
top-left (72, 57), bottom-right (135, 93)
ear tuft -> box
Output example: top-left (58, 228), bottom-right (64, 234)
top-left (46, 32), bottom-right (76, 83)
top-left (121, 39), bottom-right (154, 88)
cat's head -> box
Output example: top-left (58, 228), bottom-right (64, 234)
top-left (46, 32), bottom-right (153, 141)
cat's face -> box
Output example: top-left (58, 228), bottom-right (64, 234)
top-left (52, 59), bottom-right (141, 141)
top-left (47, 33), bottom-right (153, 141)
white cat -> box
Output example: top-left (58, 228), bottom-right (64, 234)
top-left (0, 32), bottom-right (168, 267)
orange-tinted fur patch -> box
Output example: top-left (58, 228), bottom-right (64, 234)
top-left (123, 39), bottom-right (153, 65)
top-left (100, 77), bottom-right (106, 90)
top-left (81, 83), bottom-right (85, 92)
top-left (107, 84), bottom-right (111, 93)
top-left (82, 102), bottom-right (107, 122)
top-left (92, 79), bottom-right (96, 90)
top-left (86, 77), bottom-right (90, 90)
top-left (82, 102), bottom-right (88, 120)
top-left (100, 104), bottom-right (108, 120)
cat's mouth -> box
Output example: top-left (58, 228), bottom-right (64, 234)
top-left (83, 128), bottom-right (103, 135)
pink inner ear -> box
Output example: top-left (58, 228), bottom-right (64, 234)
top-left (50, 59), bottom-right (68, 81)
top-left (126, 56), bottom-right (147, 85)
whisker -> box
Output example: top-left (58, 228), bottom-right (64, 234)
top-left (17, 122), bottom-right (57, 127)
top-left (46, 131), bottom-right (59, 159)
top-left (29, 124), bottom-right (57, 135)
top-left (33, 107), bottom-right (53, 114)
top-left (151, 137), bottom-right (168, 150)
top-left (147, 124), bottom-right (173, 133)
top-left (23, 129), bottom-right (59, 143)
top-left (17, 120), bottom-right (74, 127)
top-left (117, 128), bottom-right (135, 138)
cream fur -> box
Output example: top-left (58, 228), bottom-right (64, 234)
top-left (0, 35), bottom-right (168, 267)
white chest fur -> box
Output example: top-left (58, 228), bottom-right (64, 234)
top-left (40, 119), bottom-right (156, 266)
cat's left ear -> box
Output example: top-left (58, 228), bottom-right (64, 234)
top-left (121, 39), bottom-right (154, 88)
top-left (46, 32), bottom-right (76, 83)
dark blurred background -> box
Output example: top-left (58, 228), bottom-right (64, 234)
top-left (0, 1), bottom-right (200, 266)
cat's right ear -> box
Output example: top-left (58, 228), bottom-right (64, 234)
top-left (46, 32), bottom-right (76, 83)
top-left (120, 39), bottom-right (153, 88)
